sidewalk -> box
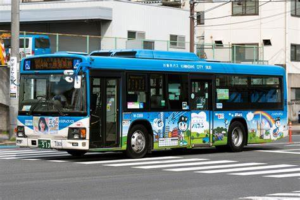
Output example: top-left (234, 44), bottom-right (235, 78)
top-left (0, 134), bottom-right (16, 147)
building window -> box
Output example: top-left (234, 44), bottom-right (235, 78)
top-left (143, 41), bottom-right (155, 50)
top-left (291, 44), bottom-right (300, 62)
top-left (170, 35), bottom-right (186, 49)
top-left (291, 0), bottom-right (300, 17)
top-left (291, 88), bottom-right (300, 101)
top-left (127, 31), bottom-right (145, 40)
top-left (197, 12), bottom-right (204, 25)
top-left (232, 44), bottom-right (259, 63)
top-left (232, 0), bottom-right (259, 16)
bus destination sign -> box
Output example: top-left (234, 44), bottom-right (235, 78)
top-left (24, 57), bottom-right (81, 71)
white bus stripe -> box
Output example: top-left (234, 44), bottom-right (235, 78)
top-left (196, 164), bottom-right (295, 174)
top-left (78, 156), bottom-right (181, 164)
top-left (265, 173), bottom-right (300, 178)
top-left (104, 158), bottom-right (207, 167)
top-left (268, 193), bottom-right (300, 197)
top-left (232, 168), bottom-right (300, 176)
top-left (164, 163), bottom-right (265, 172)
top-left (134, 160), bottom-right (236, 169)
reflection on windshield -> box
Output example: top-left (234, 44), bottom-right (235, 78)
top-left (19, 74), bottom-right (86, 116)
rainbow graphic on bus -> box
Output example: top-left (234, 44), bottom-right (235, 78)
top-left (254, 111), bottom-right (275, 127)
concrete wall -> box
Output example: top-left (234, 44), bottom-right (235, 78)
top-left (0, 67), bottom-right (9, 134)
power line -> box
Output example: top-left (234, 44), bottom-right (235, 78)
top-left (199, 7), bottom-right (298, 27)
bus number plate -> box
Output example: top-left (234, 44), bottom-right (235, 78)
top-left (38, 140), bottom-right (51, 149)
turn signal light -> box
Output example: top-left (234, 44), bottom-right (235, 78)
top-left (80, 129), bottom-right (86, 139)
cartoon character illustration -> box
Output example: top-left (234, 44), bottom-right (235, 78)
top-left (178, 116), bottom-right (188, 146)
top-left (273, 117), bottom-right (283, 138)
top-left (153, 118), bottom-right (164, 141)
top-left (213, 131), bottom-right (225, 141)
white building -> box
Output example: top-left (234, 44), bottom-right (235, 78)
top-left (190, 0), bottom-right (300, 122)
top-left (0, 0), bottom-right (190, 52)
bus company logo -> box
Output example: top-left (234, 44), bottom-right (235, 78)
top-left (59, 119), bottom-right (75, 124)
top-left (215, 113), bottom-right (224, 119)
top-left (181, 64), bottom-right (195, 69)
top-left (163, 63), bottom-right (179, 68)
top-left (271, 112), bottom-right (283, 116)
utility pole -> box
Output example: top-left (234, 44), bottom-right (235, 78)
top-left (10, 0), bottom-right (20, 138)
top-left (189, 0), bottom-right (195, 53)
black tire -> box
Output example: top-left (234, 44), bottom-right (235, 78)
top-left (67, 150), bottom-right (86, 157)
top-left (227, 121), bottom-right (246, 152)
top-left (126, 125), bottom-right (149, 158)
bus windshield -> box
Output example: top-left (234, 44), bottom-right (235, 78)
top-left (19, 74), bottom-right (86, 116)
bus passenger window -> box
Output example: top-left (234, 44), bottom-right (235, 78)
top-left (127, 74), bottom-right (147, 109)
top-left (167, 74), bottom-right (188, 110)
top-left (191, 81), bottom-right (210, 110)
top-left (150, 74), bottom-right (165, 109)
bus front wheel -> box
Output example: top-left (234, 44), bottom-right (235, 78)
top-left (67, 150), bottom-right (86, 157)
top-left (126, 125), bottom-right (149, 158)
top-left (227, 121), bottom-right (246, 152)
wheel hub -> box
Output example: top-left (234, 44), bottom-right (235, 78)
top-left (131, 131), bottom-right (146, 153)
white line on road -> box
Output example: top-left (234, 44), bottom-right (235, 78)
top-left (240, 196), bottom-right (300, 200)
top-left (0, 151), bottom-right (67, 157)
top-left (134, 160), bottom-right (237, 169)
top-left (195, 164), bottom-right (295, 174)
top-left (265, 173), bottom-right (300, 178)
top-left (164, 163), bottom-right (265, 172)
top-left (104, 158), bottom-right (207, 167)
top-left (257, 150), bottom-right (300, 155)
top-left (48, 160), bottom-right (68, 163)
top-left (77, 156), bottom-right (182, 165)
top-left (269, 193), bottom-right (300, 197)
top-left (2, 153), bottom-right (70, 160)
top-left (231, 168), bottom-right (300, 176)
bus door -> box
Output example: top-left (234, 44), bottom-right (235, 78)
top-left (189, 75), bottom-right (213, 147)
top-left (89, 72), bottom-right (122, 148)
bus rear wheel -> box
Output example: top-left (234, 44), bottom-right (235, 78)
top-left (126, 125), bottom-right (149, 158)
top-left (67, 150), bottom-right (86, 157)
top-left (227, 121), bottom-right (246, 152)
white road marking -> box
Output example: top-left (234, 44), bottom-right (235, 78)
top-left (3, 153), bottom-right (70, 160)
top-left (231, 168), bottom-right (300, 176)
top-left (268, 193), bottom-right (300, 197)
top-left (265, 173), bottom-right (300, 178)
top-left (104, 158), bottom-right (207, 167)
top-left (134, 160), bottom-right (236, 169)
top-left (48, 160), bottom-right (68, 163)
top-left (196, 164), bottom-right (295, 174)
top-left (256, 150), bottom-right (300, 155)
top-left (240, 197), bottom-right (300, 200)
top-left (78, 156), bottom-right (181, 164)
top-left (164, 163), bottom-right (265, 172)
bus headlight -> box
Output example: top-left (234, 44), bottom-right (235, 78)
top-left (16, 126), bottom-right (26, 138)
top-left (68, 128), bottom-right (86, 140)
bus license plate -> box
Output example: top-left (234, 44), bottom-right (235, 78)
top-left (38, 140), bottom-right (51, 149)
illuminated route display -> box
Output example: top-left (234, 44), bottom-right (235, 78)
top-left (24, 57), bottom-right (81, 70)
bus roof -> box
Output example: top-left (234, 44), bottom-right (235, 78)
top-left (21, 50), bottom-right (286, 76)
top-left (90, 49), bottom-right (203, 61)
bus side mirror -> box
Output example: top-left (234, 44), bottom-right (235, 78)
top-left (74, 75), bottom-right (81, 89)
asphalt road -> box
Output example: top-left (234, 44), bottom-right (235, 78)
top-left (0, 135), bottom-right (299, 200)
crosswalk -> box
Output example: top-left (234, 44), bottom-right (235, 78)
top-left (241, 191), bottom-right (300, 200)
top-left (1, 149), bottom-right (300, 180)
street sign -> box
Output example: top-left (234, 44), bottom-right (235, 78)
top-left (9, 56), bottom-right (18, 99)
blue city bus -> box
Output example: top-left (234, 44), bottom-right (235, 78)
top-left (16, 50), bottom-right (288, 158)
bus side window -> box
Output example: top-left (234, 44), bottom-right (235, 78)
top-left (150, 74), bottom-right (166, 109)
top-left (126, 74), bottom-right (147, 110)
top-left (167, 74), bottom-right (188, 110)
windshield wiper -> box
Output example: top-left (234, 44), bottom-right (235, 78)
top-left (51, 101), bottom-right (65, 116)
top-left (29, 96), bottom-right (47, 115)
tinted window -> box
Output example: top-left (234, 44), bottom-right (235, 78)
top-left (19, 39), bottom-right (29, 48)
top-left (150, 74), bottom-right (166, 109)
top-left (167, 74), bottom-right (188, 110)
top-left (127, 74), bottom-right (147, 110)
top-left (35, 38), bottom-right (50, 48)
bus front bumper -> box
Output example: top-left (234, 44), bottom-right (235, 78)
top-left (16, 138), bottom-right (89, 150)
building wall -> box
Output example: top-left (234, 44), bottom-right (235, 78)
top-left (0, 67), bottom-right (9, 134)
